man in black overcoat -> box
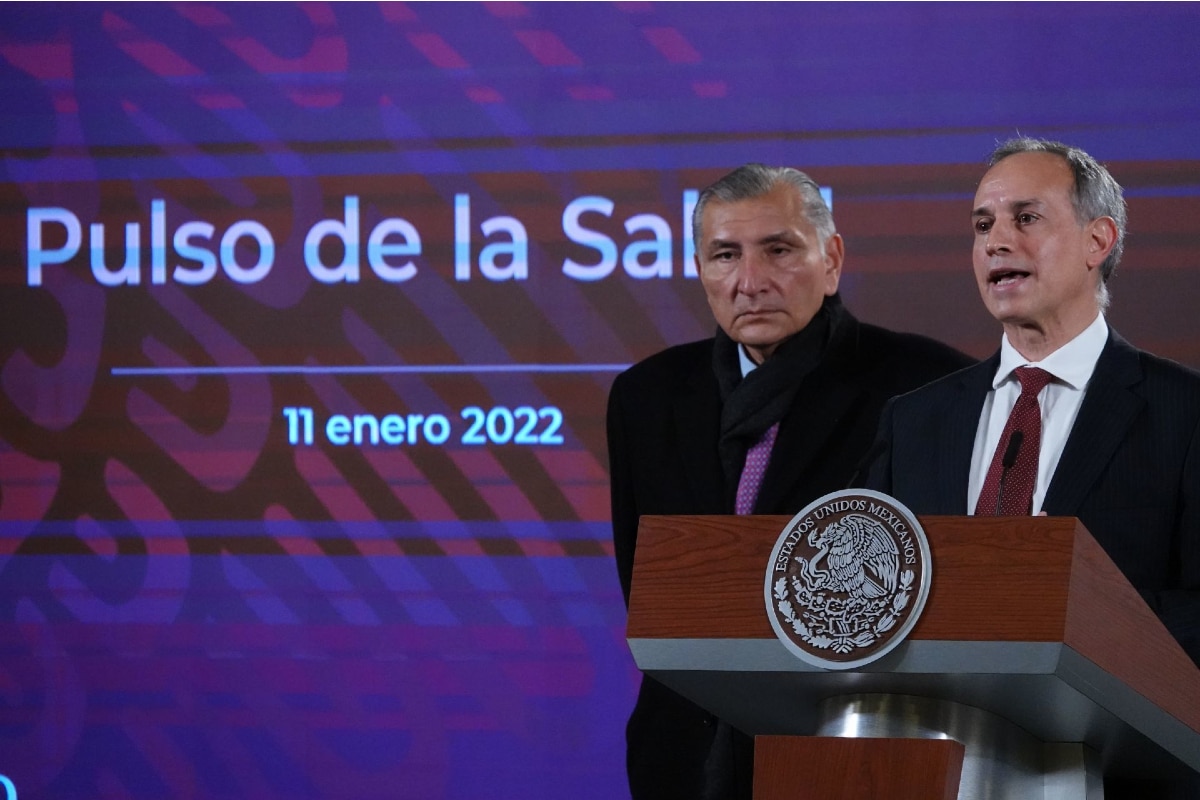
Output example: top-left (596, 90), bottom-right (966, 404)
top-left (608, 163), bottom-right (973, 799)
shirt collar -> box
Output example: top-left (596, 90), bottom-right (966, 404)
top-left (994, 314), bottom-right (1109, 391)
top-left (738, 344), bottom-right (758, 378)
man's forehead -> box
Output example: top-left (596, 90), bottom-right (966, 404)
top-left (701, 188), bottom-right (809, 239)
top-left (974, 152), bottom-right (1074, 210)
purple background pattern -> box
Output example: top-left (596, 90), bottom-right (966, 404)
top-left (2, 3), bottom-right (1200, 798)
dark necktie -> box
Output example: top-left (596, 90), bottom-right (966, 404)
top-left (974, 366), bottom-right (1054, 516)
top-left (735, 422), bottom-right (779, 515)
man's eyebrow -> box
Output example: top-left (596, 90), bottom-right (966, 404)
top-left (1009, 199), bottom-right (1043, 213)
top-left (757, 232), bottom-right (793, 245)
top-left (705, 237), bottom-right (742, 251)
top-left (706, 230), bottom-right (798, 251)
top-left (973, 198), bottom-right (1042, 217)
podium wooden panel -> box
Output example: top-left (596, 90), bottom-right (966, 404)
top-left (626, 514), bottom-right (1200, 789)
top-left (754, 736), bottom-right (964, 800)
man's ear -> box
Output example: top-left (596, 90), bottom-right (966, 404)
top-left (823, 233), bottom-right (845, 295)
top-left (1085, 216), bottom-right (1118, 271)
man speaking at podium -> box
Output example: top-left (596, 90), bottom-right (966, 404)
top-left (868, 138), bottom-right (1200, 676)
top-left (607, 164), bottom-right (971, 799)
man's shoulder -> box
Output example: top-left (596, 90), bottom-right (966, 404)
top-left (1101, 329), bottom-right (1200, 388)
top-left (1127, 341), bottom-right (1200, 399)
top-left (844, 318), bottom-right (976, 387)
top-left (886, 354), bottom-right (990, 414)
top-left (611, 338), bottom-right (714, 397)
top-left (855, 325), bottom-right (960, 358)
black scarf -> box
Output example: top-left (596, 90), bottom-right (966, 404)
top-left (712, 295), bottom-right (844, 494)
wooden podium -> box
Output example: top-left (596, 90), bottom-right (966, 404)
top-left (626, 514), bottom-right (1200, 799)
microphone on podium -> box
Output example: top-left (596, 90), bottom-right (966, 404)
top-left (994, 430), bottom-right (1024, 515)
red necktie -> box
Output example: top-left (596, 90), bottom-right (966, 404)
top-left (974, 366), bottom-right (1054, 516)
top-left (735, 422), bottom-right (779, 515)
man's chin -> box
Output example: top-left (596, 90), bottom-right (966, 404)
top-left (733, 330), bottom-right (784, 349)
top-left (733, 314), bottom-right (788, 336)
top-left (980, 294), bottom-right (1027, 325)
top-left (731, 327), bottom-right (790, 361)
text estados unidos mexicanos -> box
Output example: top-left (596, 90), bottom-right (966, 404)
top-left (26, 193), bottom-right (707, 287)
top-left (774, 499), bottom-right (917, 572)
top-left (282, 405), bottom-right (565, 447)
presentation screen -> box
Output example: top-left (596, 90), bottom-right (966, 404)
top-left (2, 3), bottom-right (1198, 798)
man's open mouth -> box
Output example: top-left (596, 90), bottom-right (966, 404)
top-left (989, 269), bottom-right (1030, 286)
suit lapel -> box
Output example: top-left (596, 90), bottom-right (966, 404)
top-left (1043, 331), bottom-right (1144, 514)
top-left (934, 357), bottom-right (996, 513)
top-left (671, 350), bottom-right (727, 514)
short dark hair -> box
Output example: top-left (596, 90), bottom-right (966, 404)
top-left (692, 164), bottom-right (834, 252)
top-left (988, 137), bottom-right (1127, 283)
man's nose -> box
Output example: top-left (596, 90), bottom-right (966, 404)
top-left (736, 252), bottom-right (769, 294)
top-left (985, 221), bottom-right (1013, 256)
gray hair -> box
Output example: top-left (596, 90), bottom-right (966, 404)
top-left (692, 164), bottom-right (835, 252)
top-left (988, 137), bottom-right (1127, 310)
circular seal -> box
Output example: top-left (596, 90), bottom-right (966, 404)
top-left (764, 489), bottom-right (932, 670)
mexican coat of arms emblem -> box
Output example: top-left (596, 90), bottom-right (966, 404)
top-left (765, 489), bottom-right (932, 670)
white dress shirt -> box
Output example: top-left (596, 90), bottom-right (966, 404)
top-left (738, 344), bottom-right (759, 377)
top-left (967, 314), bottom-right (1109, 515)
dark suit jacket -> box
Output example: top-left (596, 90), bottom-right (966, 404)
top-left (868, 329), bottom-right (1200, 664)
top-left (608, 309), bottom-right (972, 800)
top-left (868, 329), bottom-right (1200, 798)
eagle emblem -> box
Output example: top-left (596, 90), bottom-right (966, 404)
top-left (799, 513), bottom-right (899, 600)
top-left (765, 490), bottom-right (931, 670)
